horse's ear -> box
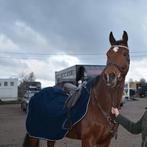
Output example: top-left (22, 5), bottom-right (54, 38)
top-left (109, 32), bottom-right (116, 45)
top-left (122, 31), bottom-right (128, 44)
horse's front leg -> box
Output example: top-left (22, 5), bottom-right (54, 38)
top-left (96, 139), bottom-right (111, 147)
top-left (81, 136), bottom-right (96, 147)
top-left (47, 141), bottom-right (55, 147)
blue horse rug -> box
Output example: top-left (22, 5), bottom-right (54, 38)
top-left (26, 80), bottom-right (93, 140)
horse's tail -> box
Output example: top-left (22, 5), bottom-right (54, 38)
top-left (22, 133), bottom-right (39, 147)
top-left (22, 133), bottom-right (30, 147)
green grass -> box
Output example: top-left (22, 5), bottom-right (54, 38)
top-left (0, 99), bottom-right (21, 105)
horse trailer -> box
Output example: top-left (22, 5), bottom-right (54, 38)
top-left (55, 65), bottom-right (105, 85)
top-left (137, 83), bottom-right (147, 98)
top-left (0, 78), bottom-right (18, 101)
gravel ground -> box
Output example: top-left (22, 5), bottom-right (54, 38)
top-left (0, 97), bottom-right (146, 147)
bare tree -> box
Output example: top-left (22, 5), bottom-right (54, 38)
top-left (28, 72), bottom-right (36, 82)
top-left (140, 78), bottom-right (146, 84)
top-left (18, 72), bottom-right (36, 98)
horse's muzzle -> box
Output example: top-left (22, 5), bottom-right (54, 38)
top-left (103, 65), bottom-right (122, 88)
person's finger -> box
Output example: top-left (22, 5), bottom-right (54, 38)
top-left (111, 107), bottom-right (116, 114)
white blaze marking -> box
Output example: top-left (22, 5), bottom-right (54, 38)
top-left (113, 47), bottom-right (119, 52)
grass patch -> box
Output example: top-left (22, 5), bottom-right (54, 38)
top-left (0, 99), bottom-right (21, 105)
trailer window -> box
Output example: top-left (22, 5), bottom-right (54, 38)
top-left (10, 82), bottom-right (14, 86)
top-left (4, 81), bottom-right (8, 86)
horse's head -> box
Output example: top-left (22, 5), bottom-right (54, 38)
top-left (103, 31), bottom-right (130, 87)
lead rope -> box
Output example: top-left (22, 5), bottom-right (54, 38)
top-left (108, 87), bottom-right (119, 139)
top-left (93, 90), bottom-right (113, 126)
top-left (93, 93), bottom-right (111, 121)
top-left (93, 88), bottom-right (119, 139)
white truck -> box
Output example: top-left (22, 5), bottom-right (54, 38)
top-left (21, 82), bottom-right (41, 112)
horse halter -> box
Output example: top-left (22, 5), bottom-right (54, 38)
top-left (106, 45), bottom-right (129, 105)
top-left (111, 45), bottom-right (129, 50)
top-left (92, 45), bottom-right (130, 136)
top-left (104, 45), bottom-right (129, 88)
top-left (107, 45), bottom-right (129, 73)
top-left (92, 88), bottom-right (119, 137)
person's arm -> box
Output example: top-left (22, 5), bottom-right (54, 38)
top-left (112, 107), bottom-right (143, 134)
top-left (116, 114), bottom-right (142, 134)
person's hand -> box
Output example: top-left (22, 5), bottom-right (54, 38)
top-left (111, 107), bottom-right (119, 117)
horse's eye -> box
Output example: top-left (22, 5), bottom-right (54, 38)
top-left (123, 53), bottom-right (127, 56)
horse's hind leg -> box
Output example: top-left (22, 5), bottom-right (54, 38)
top-left (29, 137), bottom-right (39, 147)
top-left (22, 133), bottom-right (39, 147)
top-left (23, 133), bottom-right (29, 147)
top-left (47, 141), bottom-right (55, 147)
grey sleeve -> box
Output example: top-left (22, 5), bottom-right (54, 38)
top-left (116, 114), bottom-right (143, 134)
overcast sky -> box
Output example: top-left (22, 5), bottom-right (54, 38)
top-left (0, 0), bottom-right (147, 87)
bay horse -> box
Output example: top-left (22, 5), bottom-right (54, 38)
top-left (23, 31), bottom-right (130, 147)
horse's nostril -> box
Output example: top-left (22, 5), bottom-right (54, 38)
top-left (109, 73), bottom-right (115, 80)
top-left (121, 66), bottom-right (126, 71)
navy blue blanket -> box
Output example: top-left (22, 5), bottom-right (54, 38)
top-left (26, 81), bottom-right (92, 140)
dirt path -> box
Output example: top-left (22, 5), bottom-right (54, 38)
top-left (0, 98), bottom-right (146, 147)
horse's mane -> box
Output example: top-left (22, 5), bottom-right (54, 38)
top-left (87, 75), bottom-right (101, 89)
top-left (113, 40), bottom-right (128, 46)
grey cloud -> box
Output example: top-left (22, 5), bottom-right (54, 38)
top-left (0, 0), bottom-right (146, 55)
top-left (0, 0), bottom-right (147, 84)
